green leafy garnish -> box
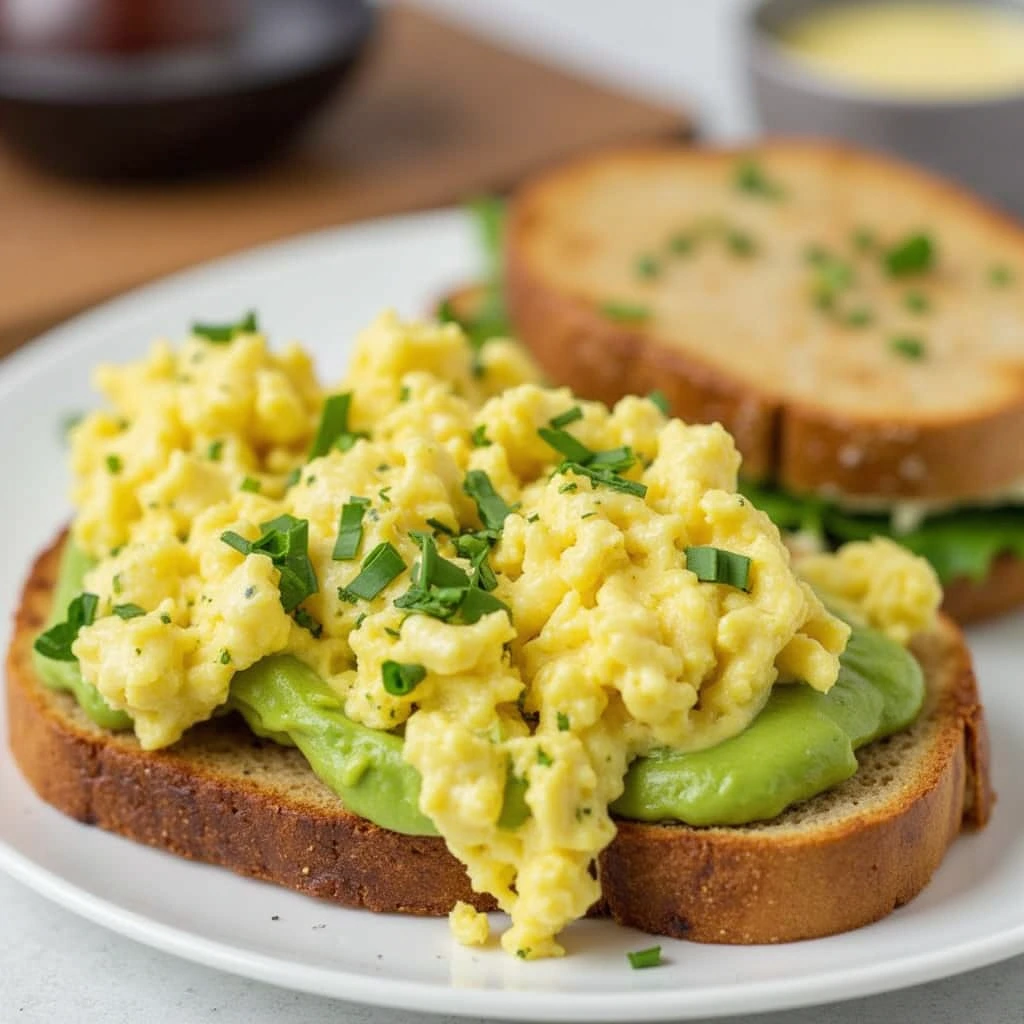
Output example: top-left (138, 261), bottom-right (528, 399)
top-left (627, 946), bottom-right (662, 969)
top-left (538, 428), bottom-right (647, 498)
top-left (600, 301), bottom-right (650, 323)
top-left (310, 393), bottom-right (369, 460)
top-left (240, 476), bottom-right (261, 493)
top-left (557, 712), bottom-right (570, 731)
top-left (471, 424), bottom-right (492, 448)
top-left (338, 542), bottom-right (406, 602)
top-left (852, 227), bottom-right (877, 253)
top-left (549, 406), bottom-right (583, 429)
top-left (844, 307), bottom-right (874, 328)
top-left (734, 159), bottom-right (785, 200)
top-left (685, 546), bottom-right (751, 591)
top-left (333, 497), bottom-right (371, 561)
top-left (381, 660), bottom-right (427, 696)
top-left (464, 470), bottom-right (516, 532)
top-left (885, 233), bottom-right (934, 276)
top-left (105, 454), bottom-right (122, 475)
top-left (33, 593), bottom-right (99, 662)
top-left (889, 335), bottom-right (927, 360)
top-left (191, 311), bottom-right (258, 343)
top-left (648, 390), bottom-right (670, 415)
top-left (112, 603), bottom-right (146, 620)
top-left (207, 440), bottom-right (224, 462)
top-left (634, 254), bottom-right (661, 279)
top-left (221, 514), bottom-right (318, 612)
top-left (292, 608), bottom-right (322, 638)
top-left (725, 229), bottom-right (756, 257)
top-left (989, 264), bottom-right (1014, 287)
top-left (903, 291), bottom-right (930, 314)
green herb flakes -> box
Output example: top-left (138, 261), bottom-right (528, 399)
top-left (685, 546), bottom-right (752, 591)
top-left (191, 311), bottom-right (259, 343)
top-left (33, 592), bottom-right (99, 662)
top-left (381, 660), bottom-right (427, 697)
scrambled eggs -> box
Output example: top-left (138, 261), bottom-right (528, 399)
top-left (66, 311), bottom-right (936, 959)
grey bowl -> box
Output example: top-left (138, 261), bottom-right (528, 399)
top-left (744, 0), bottom-right (1024, 211)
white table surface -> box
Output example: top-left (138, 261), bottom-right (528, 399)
top-left (4, 2), bottom-right (1023, 1022)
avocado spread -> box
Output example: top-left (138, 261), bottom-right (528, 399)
top-left (36, 541), bottom-right (924, 834)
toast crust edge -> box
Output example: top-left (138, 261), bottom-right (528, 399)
top-left (6, 533), bottom-right (992, 944)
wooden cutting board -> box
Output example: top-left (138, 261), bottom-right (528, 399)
top-left (0, 3), bottom-right (690, 355)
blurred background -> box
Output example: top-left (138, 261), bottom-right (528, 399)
top-left (2, 0), bottom-right (1023, 355)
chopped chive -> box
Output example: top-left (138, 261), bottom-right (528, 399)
top-left (634, 254), bottom-right (661, 279)
top-left (310, 393), bottom-right (369, 459)
top-left (885, 233), bottom-right (934, 276)
top-left (191, 311), bottom-right (258, 343)
top-left (549, 406), bottom-right (583, 429)
top-left (734, 159), bottom-right (785, 200)
top-left (207, 440), bottom-right (224, 462)
top-left (464, 470), bottom-right (516, 532)
top-left (339, 542), bottom-right (406, 602)
top-left (381, 660), bottom-right (427, 696)
top-left (558, 481), bottom-right (578, 494)
top-left (105, 454), bottom-right (122, 474)
top-left (627, 946), bottom-right (662, 969)
top-left (160, 613), bottom-right (172, 624)
top-left (219, 649), bottom-right (232, 665)
top-left (804, 243), bottom-right (829, 266)
top-left (685, 546), bottom-right (751, 591)
top-left (557, 712), bottom-right (570, 731)
top-left (284, 467), bottom-right (301, 490)
top-left (333, 497), bottom-right (370, 561)
top-left (536, 748), bottom-right (553, 767)
top-left (112, 574), bottom-right (122, 595)
top-left (292, 608), bottom-right (322, 638)
top-left (240, 476), bottom-right (261, 493)
top-left (844, 307), bottom-right (874, 328)
top-left (112, 603), bottom-right (146, 620)
top-left (725, 229), bottom-right (756, 257)
top-left (425, 517), bottom-right (455, 537)
top-left (470, 424), bottom-right (492, 448)
top-left (648, 390), bottom-right (670, 415)
top-left (889, 335), bottom-right (927, 360)
top-left (561, 462), bottom-right (647, 497)
top-left (33, 592), bottom-right (99, 662)
top-left (989, 264), bottom-right (1014, 287)
top-left (600, 301), bottom-right (650, 323)
top-left (903, 291), bottom-right (930, 314)
top-left (399, 385), bottom-right (410, 402)
top-left (852, 227), bottom-right (876, 253)
top-left (668, 232), bottom-right (695, 255)
top-left (538, 426), bottom-right (593, 464)
top-left (221, 514), bottom-right (318, 613)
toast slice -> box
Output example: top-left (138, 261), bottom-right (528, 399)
top-left (505, 142), bottom-right (1024, 503)
top-left (7, 534), bottom-right (993, 944)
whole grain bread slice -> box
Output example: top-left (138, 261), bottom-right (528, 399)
top-left (6, 534), bottom-right (992, 944)
top-left (505, 142), bottom-right (1024, 503)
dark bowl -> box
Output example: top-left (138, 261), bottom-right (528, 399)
top-left (0, 0), bottom-right (375, 181)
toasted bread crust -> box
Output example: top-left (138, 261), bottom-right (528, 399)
top-left (505, 141), bottom-right (1024, 502)
top-left (6, 534), bottom-right (991, 944)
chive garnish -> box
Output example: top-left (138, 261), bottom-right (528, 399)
top-left (381, 660), bottom-right (427, 696)
top-left (452, 532), bottom-right (499, 591)
top-left (221, 514), bottom-right (318, 612)
top-left (885, 233), bottom-right (934, 276)
top-left (648, 390), bottom-right (670, 415)
top-left (310, 393), bottom-right (369, 459)
top-left (989, 264), bottom-right (1014, 287)
top-left (627, 946), bottom-right (662, 969)
top-left (33, 592), bottom-right (99, 661)
top-left (219, 649), bottom-right (232, 665)
top-left (685, 546), bottom-right (752, 591)
top-left (338, 542), bottom-right (406, 602)
top-left (191, 311), bottom-right (258, 343)
top-left (852, 227), bottom-right (876, 253)
top-left (207, 440), bottom-right (223, 462)
top-left (557, 712), bottom-right (570, 731)
top-left (538, 426), bottom-right (592, 464)
top-left (426, 517), bottom-right (456, 537)
top-left (537, 748), bottom-right (553, 767)
top-left (634, 254), bottom-right (661, 279)
top-left (292, 608), bottom-right (323, 638)
top-left (903, 291), bottom-right (930, 314)
top-left (889, 335), bottom-right (927, 360)
top-left (734, 159), bottom-right (784, 200)
top-left (668, 232), bottom-right (695, 255)
top-left (105, 454), bottom-right (122, 474)
top-left (549, 406), bottom-right (583, 429)
top-left (844, 307), bottom-right (874, 328)
top-left (726, 229), bottom-right (756, 257)
top-left (333, 497), bottom-right (370, 561)
top-left (600, 301), bottom-right (650, 323)
top-left (471, 424), bottom-right (492, 448)
top-left (464, 470), bottom-right (516, 532)
top-left (112, 603), bottom-right (146, 620)
top-left (240, 476), bottom-right (261, 493)
top-left (562, 463), bottom-right (648, 497)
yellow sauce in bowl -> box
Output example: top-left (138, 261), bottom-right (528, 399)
top-left (778, 2), bottom-right (1024, 98)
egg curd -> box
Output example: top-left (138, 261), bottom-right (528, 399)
top-left (61, 311), bottom-right (938, 959)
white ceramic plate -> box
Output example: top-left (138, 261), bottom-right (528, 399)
top-left (1, 209), bottom-right (1022, 1022)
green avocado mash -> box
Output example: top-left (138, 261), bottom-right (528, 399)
top-left (35, 540), bottom-right (924, 834)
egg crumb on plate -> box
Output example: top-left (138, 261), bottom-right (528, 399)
top-left (63, 310), bottom-right (938, 958)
